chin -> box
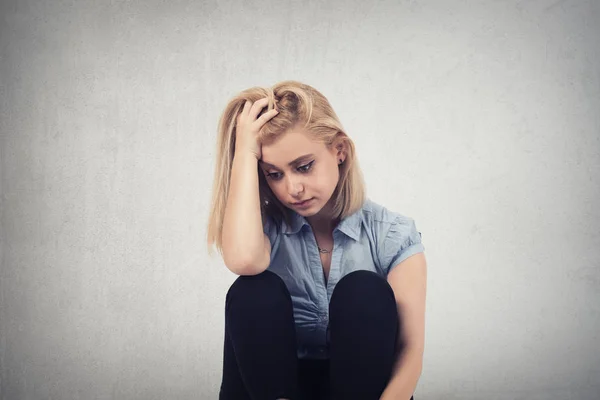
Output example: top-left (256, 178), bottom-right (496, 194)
top-left (297, 208), bottom-right (318, 216)
top-left (292, 202), bottom-right (320, 215)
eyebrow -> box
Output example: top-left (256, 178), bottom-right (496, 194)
top-left (260, 154), bottom-right (314, 169)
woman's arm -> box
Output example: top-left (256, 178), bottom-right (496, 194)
top-left (221, 98), bottom-right (278, 275)
top-left (221, 151), bottom-right (271, 275)
top-left (380, 252), bottom-right (427, 399)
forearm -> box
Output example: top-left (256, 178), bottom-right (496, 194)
top-left (221, 152), bottom-right (266, 273)
top-left (380, 346), bottom-right (423, 400)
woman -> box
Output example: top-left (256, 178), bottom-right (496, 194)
top-left (207, 81), bottom-right (427, 400)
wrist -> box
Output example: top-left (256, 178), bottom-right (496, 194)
top-left (234, 148), bottom-right (259, 162)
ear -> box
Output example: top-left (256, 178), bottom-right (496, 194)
top-left (333, 134), bottom-right (347, 160)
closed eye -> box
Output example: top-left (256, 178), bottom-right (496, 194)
top-left (298, 161), bottom-right (314, 172)
top-left (267, 161), bottom-right (314, 180)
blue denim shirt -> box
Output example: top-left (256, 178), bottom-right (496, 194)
top-left (263, 198), bottom-right (425, 359)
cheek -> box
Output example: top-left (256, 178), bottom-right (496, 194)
top-left (325, 164), bottom-right (340, 184)
top-left (267, 181), bottom-right (285, 197)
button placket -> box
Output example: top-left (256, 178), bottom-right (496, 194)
top-left (304, 226), bottom-right (329, 316)
top-left (326, 231), bottom-right (343, 301)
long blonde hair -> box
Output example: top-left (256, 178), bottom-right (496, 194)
top-left (206, 80), bottom-right (366, 257)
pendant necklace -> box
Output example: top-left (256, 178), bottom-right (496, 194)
top-left (318, 246), bottom-right (331, 254)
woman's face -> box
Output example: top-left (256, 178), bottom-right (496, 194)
top-left (259, 129), bottom-right (343, 217)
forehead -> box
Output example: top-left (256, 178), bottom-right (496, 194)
top-left (261, 130), bottom-right (326, 166)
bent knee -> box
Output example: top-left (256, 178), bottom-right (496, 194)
top-left (225, 270), bottom-right (291, 312)
top-left (331, 270), bottom-right (395, 311)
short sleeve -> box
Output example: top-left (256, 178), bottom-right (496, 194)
top-left (380, 216), bottom-right (425, 275)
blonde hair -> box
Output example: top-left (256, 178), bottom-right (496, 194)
top-left (206, 80), bottom-right (366, 257)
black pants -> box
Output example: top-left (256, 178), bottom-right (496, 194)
top-left (219, 269), bottom-right (414, 400)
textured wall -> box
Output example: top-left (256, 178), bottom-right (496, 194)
top-left (1, 0), bottom-right (599, 399)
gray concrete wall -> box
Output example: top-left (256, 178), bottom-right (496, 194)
top-left (1, 0), bottom-right (599, 398)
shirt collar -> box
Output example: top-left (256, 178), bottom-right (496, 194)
top-left (281, 204), bottom-right (363, 241)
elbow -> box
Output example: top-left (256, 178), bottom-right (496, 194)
top-left (223, 256), bottom-right (269, 276)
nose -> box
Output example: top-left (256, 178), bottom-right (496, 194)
top-left (286, 175), bottom-right (303, 197)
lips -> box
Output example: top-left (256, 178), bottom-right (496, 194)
top-left (293, 198), bottom-right (312, 205)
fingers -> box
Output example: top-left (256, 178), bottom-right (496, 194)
top-left (242, 99), bottom-right (251, 115)
top-left (248, 97), bottom-right (271, 120)
top-left (237, 101), bottom-right (251, 125)
top-left (238, 97), bottom-right (276, 128)
top-left (256, 108), bottom-right (279, 125)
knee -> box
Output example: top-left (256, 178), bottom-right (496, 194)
top-left (330, 270), bottom-right (396, 314)
top-left (225, 270), bottom-right (291, 314)
top-left (333, 270), bottom-right (394, 300)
